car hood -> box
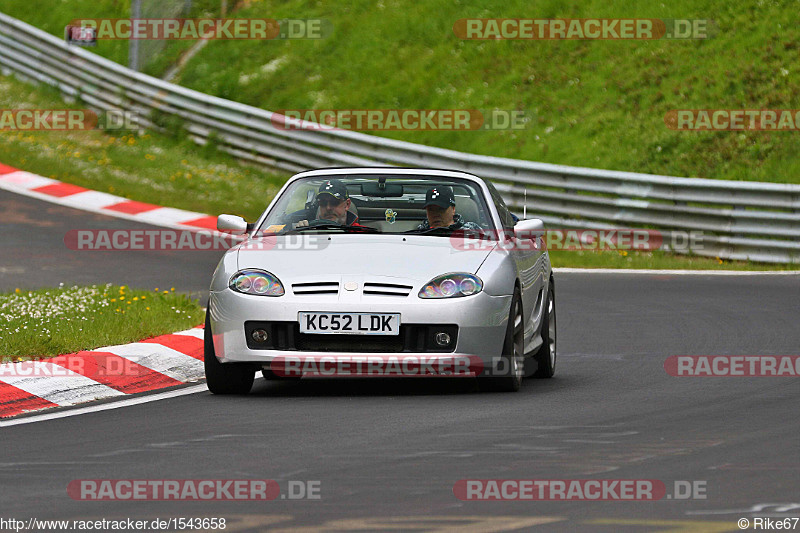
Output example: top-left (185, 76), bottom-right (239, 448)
top-left (235, 234), bottom-right (495, 283)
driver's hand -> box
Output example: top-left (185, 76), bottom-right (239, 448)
top-left (296, 219), bottom-right (309, 227)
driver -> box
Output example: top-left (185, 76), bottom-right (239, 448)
top-left (297, 180), bottom-right (362, 227)
top-left (417, 186), bottom-right (482, 231)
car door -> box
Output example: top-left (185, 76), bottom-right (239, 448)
top-left (485, 181), bottom-right (545, 353)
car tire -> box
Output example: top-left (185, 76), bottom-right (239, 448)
top-left (204, 310), bottom-right (255, 395)
top-left (532, 278), bottom-right (556, 378)
top-left (480, 287), bottom-right (523, 392)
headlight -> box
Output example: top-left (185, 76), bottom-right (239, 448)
top-left (419, 273), bottom-right (483, 299)
top-left (229, 269), bottom-right (284, 296)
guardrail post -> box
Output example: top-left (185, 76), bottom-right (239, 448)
top-left (129, 0), bottom-right (141, 71)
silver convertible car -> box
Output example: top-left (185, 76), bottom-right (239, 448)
top-left (205, 168), bottom-right (556, 393)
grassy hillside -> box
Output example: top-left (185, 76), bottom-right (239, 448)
top-left (3, 0), bottom-right (799, 183)
top-left (0, 74), bottom-right (282, 221)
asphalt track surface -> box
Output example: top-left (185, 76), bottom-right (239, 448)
top-left (2, 191), bottom-right (799, 532)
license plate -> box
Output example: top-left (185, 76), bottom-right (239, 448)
top-left (298, 312), bottom-right (400, 335)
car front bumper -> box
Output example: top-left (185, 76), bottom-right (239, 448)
top-left (208, 288), bottom-right (511, 369)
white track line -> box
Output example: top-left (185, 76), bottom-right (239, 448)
top-left (173, 328), bottom-right (205, 340)
top-left (0, 171), bottom-right (55, 188)
top-left (58, 190), bottom-right (123, 210)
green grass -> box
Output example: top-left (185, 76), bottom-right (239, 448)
top-left (5, 0), bottom-right (799, 183)
top-left (0, 284), bottom-right (204, 360)
top-left (0, 74), bottom-right (282, 222)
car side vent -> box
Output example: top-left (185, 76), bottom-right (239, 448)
top-left (363, 282), bottom-right (413, 297)
top-left (292, 282), bottom-right (339, 295)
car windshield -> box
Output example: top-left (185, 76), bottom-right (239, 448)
top-left (254, 174), bottom-right (496, 236)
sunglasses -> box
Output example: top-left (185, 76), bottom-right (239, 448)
top-left (318, 198), bottom-right (344, 207)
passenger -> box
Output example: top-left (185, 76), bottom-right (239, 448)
top-left (417, 186), bottom-right (482, 231)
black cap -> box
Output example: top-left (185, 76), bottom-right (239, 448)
top-left (317, 179), bottom-right (349, 201)
top-left (424, 186), bottom-right (456, 209)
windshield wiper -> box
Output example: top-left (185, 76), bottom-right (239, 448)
top-left (404, 226), bottom-right (457, 236)
top-left (284, 223), bottom-right (381, 234)
top-left (405, 226), bottom-right (489, 238)
top-left (341, 225), bottom-right (381, 233)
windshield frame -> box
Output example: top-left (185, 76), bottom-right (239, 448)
top-left (252, 172), bottom-right (500, 238)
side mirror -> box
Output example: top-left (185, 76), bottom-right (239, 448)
top-left (217, 214), bottom-right (248, 234)
top-left (514, 217), bottom-right (544, 238)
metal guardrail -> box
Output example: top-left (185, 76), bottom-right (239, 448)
top-left (1, 12), bottom-right (799, 263)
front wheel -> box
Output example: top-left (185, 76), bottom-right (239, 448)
top-left (204, 311), bottom-right (255, 394)
top-left (479, 288), bottom-right (523, 392)
top-left (532, 279), bottom-right (556, 378)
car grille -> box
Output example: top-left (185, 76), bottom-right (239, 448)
top-left (362, 282), bottom-right (413, 297)
top-left (292, 282), bottom-right (339, 295)
top-left (297, 332), bottom-right (404, 352)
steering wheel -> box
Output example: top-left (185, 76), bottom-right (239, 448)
top-left (308, 218), bottom-right (341, 227)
